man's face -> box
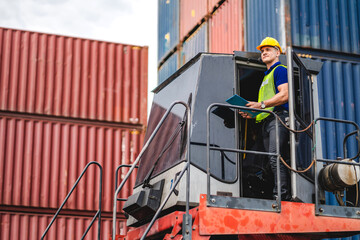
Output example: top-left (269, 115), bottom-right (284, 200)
top-left (260, 46), bottom-right (279, 64)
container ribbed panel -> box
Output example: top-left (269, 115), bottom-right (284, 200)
top-left (316, 59), bottom-right (360, 225)
top-left (181, 22), bottom-right (208, 66)
top-left (0, 115), bottom-right (144, 212)
top-left (0, 27), bottom-right (148, 125)
top-left (209, 0), bottom-right (244, 54)
top-left (245, 0), bottom-right (282, 52)
top-left (291, 0), bottom-right (360, 54)
top-left (158, 51), bottom-right (178, 84)
top-left (0, 211), bottom-right (126, 240)
top-left (180, 0), bottom-right (208, 41)
top-left (158, 0), bottom-right (179, 63)
top-left (317, 60), bottom-right (360, 160)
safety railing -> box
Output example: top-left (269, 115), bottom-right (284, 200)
top-left (112, 101), bottom-right (191, 240)
top-left (115, 164), bottom-right (138, 202)
top-left (313, 117), bottom-right (360, 218)
top-left (41, 161), bottom-right (103, 240)
top-left (206, 103), bottom-right (283, 212)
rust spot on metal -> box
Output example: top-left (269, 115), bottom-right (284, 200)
top-left (254, 219), bottom-right (263, 228)
top-left (270, 223), bottom-right (276, 232)
top-left (239, 216), bottom-right (249, 226)
top-left (224, 215), bottom-right (238, 229)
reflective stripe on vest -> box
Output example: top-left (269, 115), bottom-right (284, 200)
top-left (256, 64), bottom-right (287, 123)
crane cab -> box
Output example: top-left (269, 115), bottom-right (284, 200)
top-left (121, 51), bottom-right (360, 233)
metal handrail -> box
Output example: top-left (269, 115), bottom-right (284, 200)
top-left (140, 101), bottom-right (191, 240)
top-left (206, 103), bottom-right (282, 209)
top-left (112, 101), bottom-right (191, 240)
top-left (313, 117), bottom-right (360, 163)
top-left (115, 164), bottom-right (138, 201)
top-left (313, 117), bottom-right (360, 213)
top-left (343, 131), bottom-right (360, 160)
top-left (41, 161), bottom-right (103, 240)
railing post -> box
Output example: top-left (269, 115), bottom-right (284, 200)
top-left (140, 101), bottom-right (191, 240)
top-left (115, 165), bottom-right (138, 201)
top-left (287, 46), bottom-right (297, 200)
top-left (206, 103), bottom-right (281, 211)
top-left (113, 101), bottom-right (191, 240)
top-left (41, 161), bottom-right (102, 240)
top-left (314, 117), bottom-right (360, 217)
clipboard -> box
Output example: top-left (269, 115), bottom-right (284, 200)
top-left (226, 94), bottom-right (261, 118)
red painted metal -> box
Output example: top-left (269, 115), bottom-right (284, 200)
top-left (0, 211), bottom-right (124, 240)
top-left (238, 235), bottom-right (310, 240)
top-left (186, 210), bottom-right (211, 240)
top-left (0, 114), bottom-right (144, 212)
top-left (209, 0), bottom-right (244, 54)
top-left (122, 194), bottom-right (360, 239)
top-left (180, 0), bottom-right (208, 41)
top-left (0, 27), bottom-right (148, 125)
top-left (163, 215), bottom-right (182, 239)
top-left (198, 194), bottom-right (360, 236)
top-left (124, 209), bottom-right (198, 240)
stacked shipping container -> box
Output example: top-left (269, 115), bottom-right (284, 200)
top-left (245, 0), bottom-right (285, 52)
top-left (0, 28), bottom-right (148, 125)
top-left (289, 0), bottom-right (360, 215)
top-left (291, 0), bottom-right (360, 54)
top-left (179, 0), bottom-right (208, 41)
top-left (0, 212), bottom-right (126, 240)
top-left (158, 0), bottom-right (243, 84)
top-left (0, 27), bottom-right (148, 239)
top-left (158, 1), bottom-right (360, 239)
top-left (209, 0), bottom-right (243, 54)
top-left (158, 0), bottom-right (179, 64)
top-left (181, 22), bottom-right (208, 66)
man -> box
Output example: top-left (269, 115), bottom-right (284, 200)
top-left (240, 37), bottom-right (291, 201)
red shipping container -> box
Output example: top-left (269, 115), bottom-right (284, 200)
top-left (209, 0), bottom-right (244, 54)
top-left (0, 211), bottom-right (126, 240)
top-left (0, 114), bottom-right (144, 212)
top-left (0, 27), bottom-right (148, 125)
top-left (180, 0), bottom-right (208, 41)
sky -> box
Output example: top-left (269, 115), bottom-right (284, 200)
top-left (0, 0), bottom-right (158, 114)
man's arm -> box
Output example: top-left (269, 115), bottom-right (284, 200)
top-left (260, 82), bottom-right (288, 108)
top-left (244, 82), bottom-right (288, 112)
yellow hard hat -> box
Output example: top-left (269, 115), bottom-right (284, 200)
top-left (256, 37), bottom-right (282, 53)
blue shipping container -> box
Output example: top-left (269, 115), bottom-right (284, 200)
top-left (180, 22), bottom-right (208, 66)
top-left (158, 51), bottom-right (178, 84)
top-left (158, 0), bottom-right (180, 63)
top-left (316, 59), bottom-right (360, 162)
top-left (315, 57), bottom-right (360, 233)
top-left (245, 0), bottom-right (284, 52)
top-left (291, 0), bottom-right (360, 54)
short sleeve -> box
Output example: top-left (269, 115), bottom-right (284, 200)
top-left (274, 66), bottom-right (288, 92)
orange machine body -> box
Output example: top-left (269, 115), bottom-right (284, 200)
top-left (118, 194), bottom-right (360, 240)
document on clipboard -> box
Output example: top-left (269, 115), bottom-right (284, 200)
top-left (226, 94), bottom-right (261, 118)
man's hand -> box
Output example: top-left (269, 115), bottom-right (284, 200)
top-left (239, 111), bottom-right (252, 119)
top-left (238, 101), bottom-right (261, 119)
top-left (246, 101), bottom-right (261, 109)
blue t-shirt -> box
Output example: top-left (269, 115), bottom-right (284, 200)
top-left (263, 61), bottom-right (289, 111)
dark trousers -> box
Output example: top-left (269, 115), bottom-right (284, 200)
top-left (262, 110), bottom-right (291, 200)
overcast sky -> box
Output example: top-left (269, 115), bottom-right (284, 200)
top-left (0, 0), bottom-right (158, 113)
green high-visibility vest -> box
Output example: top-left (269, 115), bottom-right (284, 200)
top-left (256, 64), bottom-right (287, 123)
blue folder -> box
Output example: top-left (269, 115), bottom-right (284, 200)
top-left (226, 94), bottom-right (261, 118)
